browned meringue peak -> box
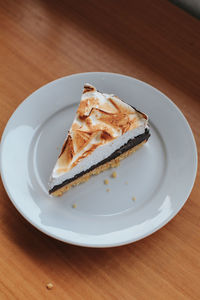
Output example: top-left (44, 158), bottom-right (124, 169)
top-left (77, 84), bottom-right (139, 117)
top-left (55, 84), bottom-right (147, 174)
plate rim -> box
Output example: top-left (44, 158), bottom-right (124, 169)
top-left (0, 72), bottom-right (198, 248)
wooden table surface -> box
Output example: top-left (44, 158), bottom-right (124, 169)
top-left (0, 0), bottom-right (199, 299)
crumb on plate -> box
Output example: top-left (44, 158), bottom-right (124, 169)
top-left (72, 203), bottom-right (77, 208)
top-left (104, 179), bottom-right (109, 185)
top-left (111, 171), bottom-right (117, 178)
top-left (106, 188), bottom-right (110, 192)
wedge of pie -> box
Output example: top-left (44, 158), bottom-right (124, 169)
top-left (49, 84), bottom-right (150, 196)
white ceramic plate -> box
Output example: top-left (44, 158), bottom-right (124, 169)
top-left (0, 73), bottom-right (197, 247)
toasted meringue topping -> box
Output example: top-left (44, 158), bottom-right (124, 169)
top-left (50, 84), bottom-right (148, 184)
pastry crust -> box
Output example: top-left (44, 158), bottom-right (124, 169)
top-left (51, 140), bottom-right (146, 196)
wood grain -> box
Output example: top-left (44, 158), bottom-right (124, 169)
top-left (0, 0), bottom-right (199, 299)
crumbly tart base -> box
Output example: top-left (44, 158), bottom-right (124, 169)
top-left (51, 140), bottom-right (146, 197)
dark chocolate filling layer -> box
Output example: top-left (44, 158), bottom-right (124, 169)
top-left (49, 128), bottom-right (150, 193)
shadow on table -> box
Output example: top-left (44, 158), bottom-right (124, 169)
top-left (1, 187), bottom-right (171, 277)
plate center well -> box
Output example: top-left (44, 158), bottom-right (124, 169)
top-left (30, 104), bottom-right (167, 216)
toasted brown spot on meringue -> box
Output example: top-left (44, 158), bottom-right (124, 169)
top-left (57, 135), bottom-right (74, 173)
top-left (82, 144), bottom-right (99, 156)
top-left (71, 122), bottom-right (81, 131)
top-left (83, 84), bottom-right (96, 94)
top-left (59, 135), bottom-right (74, 158)
top-left (77, 97), bottom-right (100, 117)
top-left (59, 136), bottom-right (68, 158)
top-left (78, 115), bottom-right (87, 121)
top-left (86, 118), bottom-right (93, 127)
top-left (102, 101), bottom-right (118, 114)
top-left (109, 98), bottom-right (120, 112)
top-left (73, 131), bottom-right (92, 153)
top-left (101, 130), bottom-right (113, 141)
top-left (98, 111), bottom-right (137, 134)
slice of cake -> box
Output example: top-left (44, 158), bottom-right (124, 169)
top-left (49, 84), bottom-right (150, 196)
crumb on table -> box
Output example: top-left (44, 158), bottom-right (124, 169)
top-left (72, 203), bottom-right (77, 208)
top-left (132, 197), bottom-right (136, 201)
top-left (111, 171), bottom-right (117, 178)
top-left (104, 179), bottom-right (109, 185)
top-left (106, 188), bottom-right (110, 192)
top-left (46, 283), bottom-right (53, 290)
top-left (125, 181), bottom-right (128, 185)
